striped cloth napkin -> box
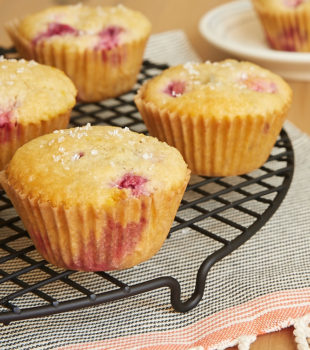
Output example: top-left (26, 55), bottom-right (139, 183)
top-left (1, 30), bottom-right (310, 350)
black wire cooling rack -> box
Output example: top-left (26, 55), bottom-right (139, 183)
top-left (0, 54), bottom-right (294, 325)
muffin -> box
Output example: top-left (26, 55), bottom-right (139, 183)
top-left (135, 59), bottom-right (292, 176)
top-left (0, 125), bottom-right (190, 271)
top-left (6, 4), bottom-right (151, 102)
top-left (251, 0), bottom-right (310, 51)
top-left (0, 57), bottom-right (76, 171)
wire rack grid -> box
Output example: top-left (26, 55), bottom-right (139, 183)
top-left (0, 57), bottom-right (294, 325)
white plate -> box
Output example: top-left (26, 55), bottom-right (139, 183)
top-left (199, 0), bottom-right (310, 81)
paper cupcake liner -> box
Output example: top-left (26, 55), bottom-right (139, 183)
top-left (135, 92), bottom-right (290, 176)
top-left (252, 3), bottom-right (310, 52)
top-left (6, 19), bottom-right (149, 102)
top-left (0, 172), bottom-right (189, 271)
top-left (0, 111), bottom-right (70, 171)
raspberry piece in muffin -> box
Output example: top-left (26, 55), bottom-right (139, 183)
top-left (95, 26), bottom-right (124, 50)
top-left (116, 173), bottom-right (148, 196)
top-left (240, 75), bottom-right (278, 93)
top-left (164, 81), bottom-right (186, 97)
top-left (0, 107), bottom-right (17, 143)
top-left (0, 109), bottom-right (15, 129)
top-left (32, 22), bottom-right (78, 45)
top-left (95, 25), bottom-right (125, 63)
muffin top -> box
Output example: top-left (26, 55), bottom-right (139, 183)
top-left (252, 0), bottom-right (310, 11)
top-left (0, 57), bottom-right (76, 125)
top-left (136, 59), bottom-right (292, 118)
top-left (16, 4), bottom-right (151, 49)
top-left (5, 125), bottom-right (189, 207)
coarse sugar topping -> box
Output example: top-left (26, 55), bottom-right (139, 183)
top-left (183, 62), bottom-right (200, 76)
top-left (140, 59), bottom-right (292, 118)
top-left (6, 125), bottom-right (189, 207)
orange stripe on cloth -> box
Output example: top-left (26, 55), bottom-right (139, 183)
top-left (57, 288), bottom-right (310, 350)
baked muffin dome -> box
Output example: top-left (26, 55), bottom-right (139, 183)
top-left (1, 125), bottom-right (190, 271)
top-left (6, 4), bottom-right (151, 101)
top-left (16, 4), bottom-right (150, 49)
top-left (135, 59), bottom-right (292, 176)
top-left (0, 57), bottom-right (76, 170)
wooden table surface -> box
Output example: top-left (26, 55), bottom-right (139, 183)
top-left (0, 0), bottom-right (307, 348)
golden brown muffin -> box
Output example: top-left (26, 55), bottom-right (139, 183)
top-left (252, 0), bottom-right (310, 51)
top-left (6, 4), bottom-right (151, 102)
top-left (0, 125), bottom-right (190, 271)
top-left (135, 59), bottom-right (292, 176)
top-left (0, 57), bottom-right (76, 171)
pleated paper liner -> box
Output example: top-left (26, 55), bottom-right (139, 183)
top-left (0, 170), bottom-right (189, 271)
top-left (6, 19), bottom-right (150, 102)
top-left (0, 111), bottom-right (70, 171)
top-left (135, 91), bottom-right (289, 176)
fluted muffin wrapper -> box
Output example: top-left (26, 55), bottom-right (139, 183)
top-left (6, 19), bottom-right (149, 102)
top-left (252, 2), bottom-right (310, 52)
top-left (0, 171), bottom-right (189, 271)
top-left (0, 111), bottom-right (70, 171)
top-left (135, 91), bottom-right (290, 176)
